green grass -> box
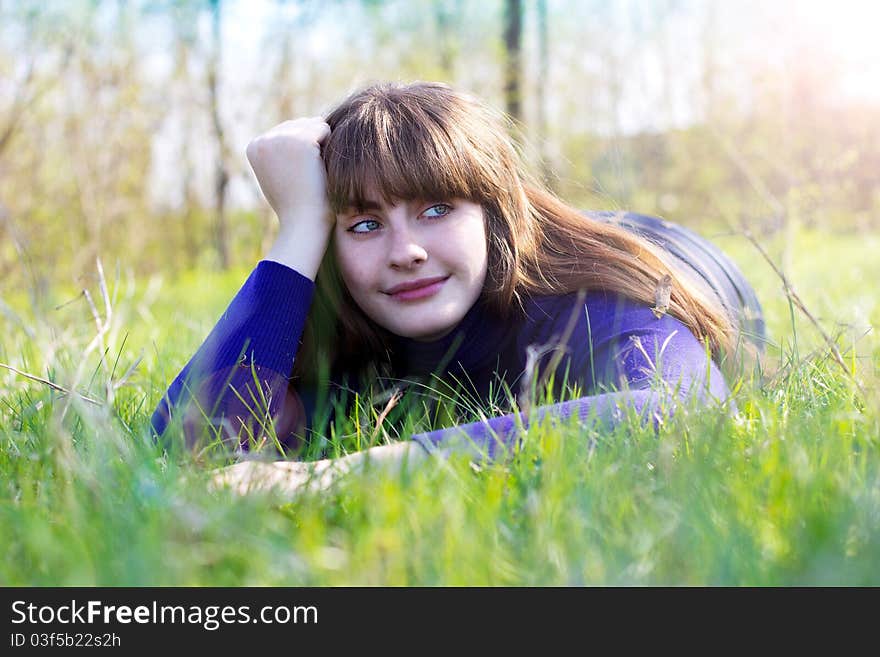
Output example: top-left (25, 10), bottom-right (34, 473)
top-left (1, 226), bottom-right (878, 585)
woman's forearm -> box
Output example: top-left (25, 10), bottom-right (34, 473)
top-left (264, 220), bottom-right (331, 281)
top-left (211, 440), bottom-right (433, 495)
top-left (212, 390), bottom-right (668, 496)
top-left (150, 261), bottom-right (317, 448)
top-left (409, 389), bottom-right (670, 461)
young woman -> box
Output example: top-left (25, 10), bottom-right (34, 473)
top-left (151, 82), bottom-right (765, 494)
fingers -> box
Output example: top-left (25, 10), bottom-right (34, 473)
top-left (312, 116), bottom-right (332, 144)
top-left (245, 121), bottom-right (323, 170)
top-left (248, 116), bottom-right (330, 155)
top-left (208, 459), bottom-right (337, 497)
top-left (244, 115), bottom-right (333, 235)
top-left (209, 461), bottom-right (294, 496)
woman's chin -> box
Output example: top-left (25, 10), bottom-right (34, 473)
top-left (376, 308), bottom-right (461, 341)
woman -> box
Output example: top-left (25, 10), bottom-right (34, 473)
top-left (151, 82), bottom-right (764, 494)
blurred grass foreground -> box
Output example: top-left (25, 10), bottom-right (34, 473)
top-left (1, 1), bottom-right (879, 584)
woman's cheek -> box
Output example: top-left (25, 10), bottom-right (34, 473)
top-left (337, 243), bottom-right (375, 291)
top-left (332, 258), bottom-right (353, 297)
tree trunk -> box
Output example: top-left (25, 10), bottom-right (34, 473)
top-left (503, 0), bottom-right (523, 124)
top-left (275, 28), bottom-right (294, 122)
top-left (172, 19), bottom-right (198, 271)
top-left (700, 0), bottom-right (719, 122)
top-left (434, 0), bottom-right (460, 79)
top-left (535, 0), bottom-right (556, 189)
top-left (208, 0), bottom-right (230, 270)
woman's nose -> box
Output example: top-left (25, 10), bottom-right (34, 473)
top-left (387, 227), bottom-right (428, 269)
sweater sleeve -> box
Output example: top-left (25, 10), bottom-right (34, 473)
top-left (410, 292), bottom-right (731, 461)
top-left (150, 260), bottom-right (317, 452)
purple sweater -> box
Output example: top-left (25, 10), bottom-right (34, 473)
top-left (150, 260), bottom-right (730, 460)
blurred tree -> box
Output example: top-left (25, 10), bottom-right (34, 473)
top-left (534, 0), bottom-right (556, 190)
top-left (64, 1), bottom-right (155, 278)
top-left (208, 0), bottom-right (231, 270)
top-left (0, 3), bottom-right (74, 298)
top-left (699, 0), bottom-right (719, 122)
top-left (168, 0), bottom-right (202, 271)
top-left (503, 0), bottom-right (522, 125)
top-left (433, 0), bottom-right (462, 79)
top-left (274, 20), bottom-right (295, 121)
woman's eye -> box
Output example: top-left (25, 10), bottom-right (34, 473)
top-left (423, 203), bottom-right (451, 218)
top-left (350, 219), bottom-right (380, 234)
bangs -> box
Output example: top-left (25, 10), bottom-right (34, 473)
top-left (323, 95), bottom-right (489, 214)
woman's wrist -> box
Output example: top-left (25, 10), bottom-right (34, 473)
top-left (264, 221), bottom-right (332, 280)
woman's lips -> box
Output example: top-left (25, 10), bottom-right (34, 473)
top-left (388, 277), bottom-right (448, 301)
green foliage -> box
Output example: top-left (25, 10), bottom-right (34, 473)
top-left (1, 227), bottom-right (877, 585)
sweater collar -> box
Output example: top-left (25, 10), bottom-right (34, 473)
top-left (391, 295), bottom-right (517, 376)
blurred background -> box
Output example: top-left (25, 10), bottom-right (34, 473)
top-left (1, 0), bottom-right (878, 297)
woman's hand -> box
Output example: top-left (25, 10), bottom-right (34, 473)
top-left (247, 117), bottom-right (334, 279)
top-left (208, 442), bottom-right (433, 498)
top-left (247, 116), bottom-right (332, 230)
top-left (209, 458), bottom-right (339, 497)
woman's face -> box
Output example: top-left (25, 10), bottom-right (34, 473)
top-left (333, 191), bottom-right (488, 342)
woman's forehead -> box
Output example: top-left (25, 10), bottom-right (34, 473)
top-left (328, 150), bottom-right (484, 213)
top-left (342, 179), bottom-right (457, 211)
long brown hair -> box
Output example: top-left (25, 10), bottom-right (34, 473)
top-left (292, 81), bottom-right (737, 386)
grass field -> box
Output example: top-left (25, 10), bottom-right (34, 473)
top-left (1, 225), bottom-right (878, 585)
